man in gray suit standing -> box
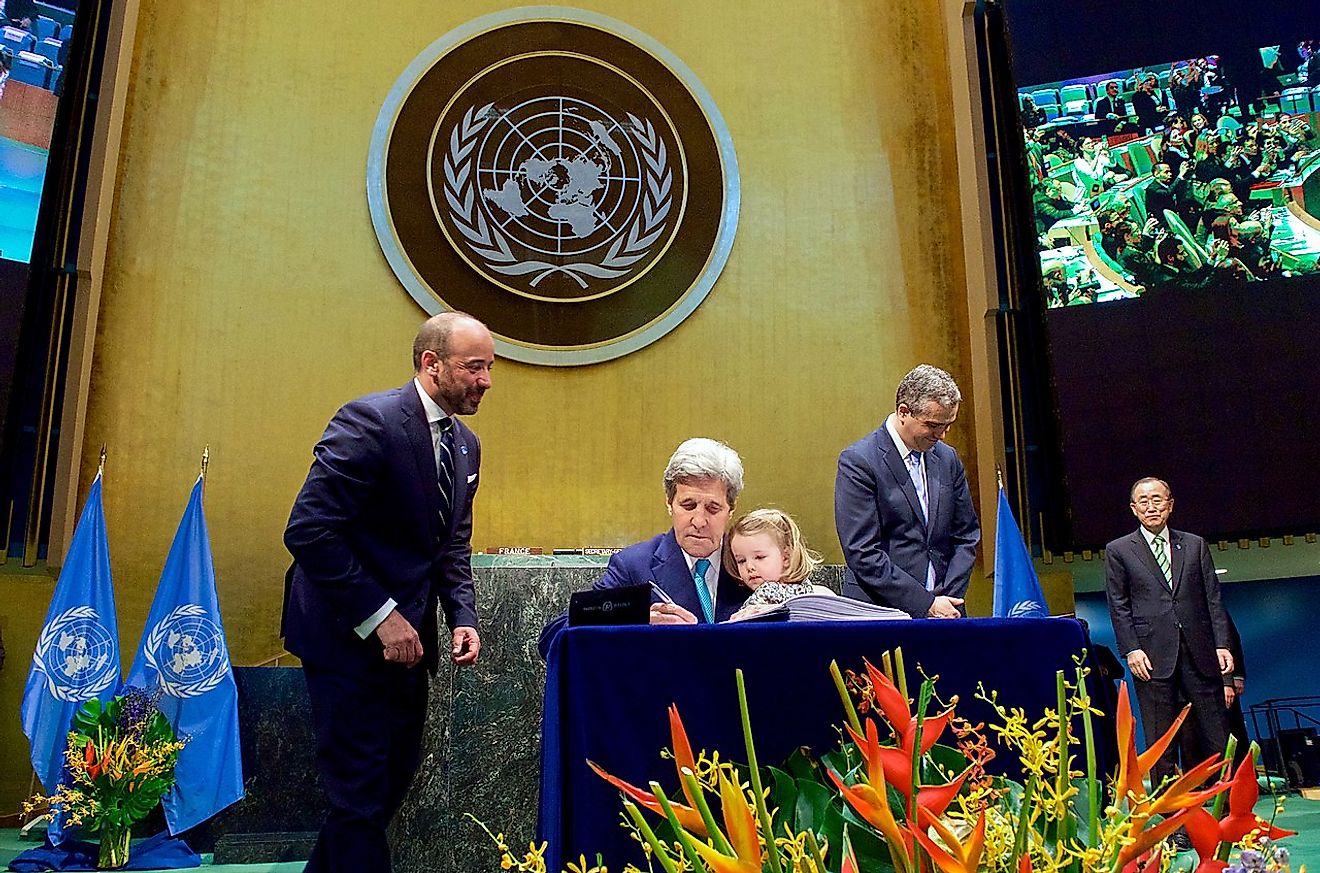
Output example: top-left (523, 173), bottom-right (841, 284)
top-left (834, 364), bottom-right (981, 618)
top-left (1105, 477), bottom-right (1233, 789)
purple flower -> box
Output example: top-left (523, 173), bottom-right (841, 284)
top-left (1273, 846), bottom-right (1290, 865)
top-left (1240, 849), bottom-right (1265, 871)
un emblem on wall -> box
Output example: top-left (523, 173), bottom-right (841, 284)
top-left (368, 8), bottom-right (740, 365)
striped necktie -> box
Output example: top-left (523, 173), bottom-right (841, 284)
top-left (693, 558), bottom-right (714, 623)
top-left (434, 417), bottom-right (455, 528)
top-left (1151, 534), bottom-right (1172, 585)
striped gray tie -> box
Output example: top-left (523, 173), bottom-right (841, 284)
top-left (435, 418), bottom-right (455, 529)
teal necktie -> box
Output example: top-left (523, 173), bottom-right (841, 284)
top-left (693, 558), bottom-right (714, 623)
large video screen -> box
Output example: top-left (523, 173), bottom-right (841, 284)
top-left (1000, 0), bottom-right (1320, 546)
top-left (0, 1), bottom-right (77, 264)
top-left (1023, 51), bottom-right (1320, 308)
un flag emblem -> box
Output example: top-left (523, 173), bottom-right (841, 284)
top-left (143, 604), bottom-right (231, 698)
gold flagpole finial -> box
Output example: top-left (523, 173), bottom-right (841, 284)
top-left (200, 445), bottom-right (210, 480)
top-left (996, 464), bottom-right (1003, 490)
top-left (98, 444), bottom-right (107, 477)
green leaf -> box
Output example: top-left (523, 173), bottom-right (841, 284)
top-left (71, 699), bottom-right (105, 736)
top-left (782, 746), bottom-right (821, 783)
top-left (794, 779), bottom-right (836, 833)
top-left (844, 822), bottom-right (898, 873)
top-left (768, 767), bottom-right (799, 829)
top-left (820, 800), bottom-right (897, 873)
top-left (921, 742), bottom-right (970, 780)
top-left (1067, 775), bottom-right (1096, 844)
top-left (820, 748), bottom-right (858, 780)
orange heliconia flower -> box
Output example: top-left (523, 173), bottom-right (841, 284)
top-left (687, 769), bottom-right (761, 873)
top-left (588, 704), bottom-right (710, 835)
top-left (912, 807), bottom-right (986, 873)
top-left (1114, 681), bottom-right (1191, 803)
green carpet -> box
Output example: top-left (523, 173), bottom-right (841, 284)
top-left (2, 795), bottom-right (1318, 871)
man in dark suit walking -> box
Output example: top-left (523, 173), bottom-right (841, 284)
top-left (834, 364), bottom-right (981, 618)
top-left (282, 312), bottom-right (494, 873)
top-left (539, 438), bottom-right (751, 657)
top-left (1105, 477), bottom-right (1233, 790)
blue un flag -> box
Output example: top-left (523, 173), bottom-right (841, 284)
top-left (992, 486), bottom-right (1049, 618)
top-left (21, 473), bottom-right (121, 841)
top-left (126, 476), bottom-right (244, 833)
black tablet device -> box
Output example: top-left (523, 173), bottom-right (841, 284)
top-left (568, 583), bottom-right (651, 627)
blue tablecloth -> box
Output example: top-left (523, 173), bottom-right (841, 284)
top-left (8, 831), bottom-right (200, 871)
top-left (537, 617), bottom-right (1117, 872)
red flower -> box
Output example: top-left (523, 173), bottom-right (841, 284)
top-left (84, 740), bottom-right (101, 780)
top-left (1182, 755), bottom-right (1296, 869)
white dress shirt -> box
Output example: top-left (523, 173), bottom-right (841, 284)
top-left (884, 413), bottom-right (936, 590)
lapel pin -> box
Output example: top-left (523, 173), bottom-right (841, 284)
top-left (461, 445), bottom-right (469, 455)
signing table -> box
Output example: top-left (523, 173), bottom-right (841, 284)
top-left (537, 618), bottom-right (1117, 872)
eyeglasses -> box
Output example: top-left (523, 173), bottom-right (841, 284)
top-left (1133, 496), bottom-right (1169, 508)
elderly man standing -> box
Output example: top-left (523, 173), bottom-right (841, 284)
top-left (1105, 477), bottom-right (1232, 791)
top-left (538, 438), bottom-right (751, 658)
top-left (835, 364), bottom-right (981, 618)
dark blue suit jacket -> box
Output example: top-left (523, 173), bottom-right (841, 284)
top-left (538, 530), bottom-right (751, 659)
top-left (835, 427), bottom-right (980, 617)
top-left (282, 382), bottom-right (480, 673)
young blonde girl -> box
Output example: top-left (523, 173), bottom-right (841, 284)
top-left (723, 509), bottom-right (832, 618)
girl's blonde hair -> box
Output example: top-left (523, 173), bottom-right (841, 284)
top-left (723, 508), bottom-right (823, 584)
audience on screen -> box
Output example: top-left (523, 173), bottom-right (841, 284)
top-left (1132, 75), bottom-right (1165, 132)
top-left (1018, 43), bottom-right (1320, 306)
top-left (1073, 136), bottom-right (1131, 196)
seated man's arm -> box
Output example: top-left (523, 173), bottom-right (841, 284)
top-left (835, 449), bottom-right (934, 618)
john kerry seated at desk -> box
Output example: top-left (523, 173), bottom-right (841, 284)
top-left (538, 438), bottom-right (752, 658)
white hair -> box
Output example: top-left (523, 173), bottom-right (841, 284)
top-left (663, 438), bottom-right (744, 505)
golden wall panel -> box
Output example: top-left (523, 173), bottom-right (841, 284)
top-left (74, 0), bottom-right (976, 673)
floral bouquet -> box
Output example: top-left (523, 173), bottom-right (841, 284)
top-left (26, 686), bottom-right (187, 869)
top-left (482, 648), bottom-right (1299, 873)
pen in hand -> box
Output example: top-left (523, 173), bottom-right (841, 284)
top-left (648, 580), bottom-right (675, 604)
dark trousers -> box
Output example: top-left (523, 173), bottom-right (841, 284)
top-left (1132, 637), bottom-right (1228, 789)
top-left (1226, 698), bottom-right (1250, 766)
top-left (303, 659), bottom-right (430, 873)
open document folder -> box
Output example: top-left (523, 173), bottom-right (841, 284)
top-left (725, 593), bottom-right (910, 622)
